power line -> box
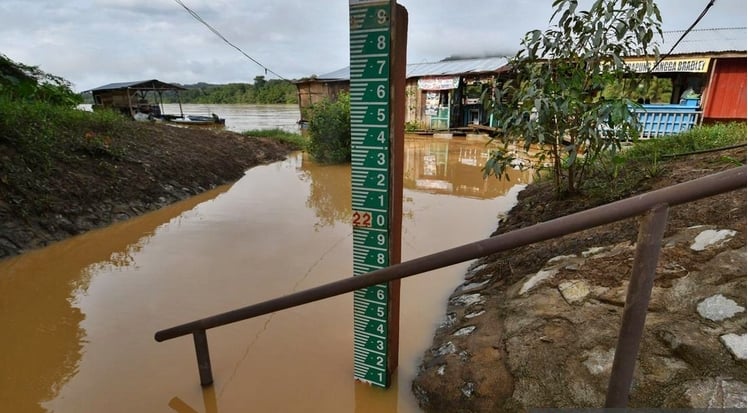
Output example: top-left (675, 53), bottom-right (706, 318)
top-left (650, 0), bottom-right (716, 72)
top-left (172, 0), bottom-right (291, 82)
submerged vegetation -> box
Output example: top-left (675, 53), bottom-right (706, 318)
top-left (305, 92), bottom-right (351, 164)
top-left (242, 128), bottom-right (306, 149)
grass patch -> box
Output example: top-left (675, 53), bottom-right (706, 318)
top-left (583, 122), bottom-right (746, 201)
top-left (0, 99), bottom-right (130, 214)
top-left (622, 122), bottom-right (747, 160)
top-left (242, 128), bottom-right (306, 150)
top-left (0, 99), bottom-right (130, 166)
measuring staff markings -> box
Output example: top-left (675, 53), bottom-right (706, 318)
top-left (350, 0), bottom-right (394, 388)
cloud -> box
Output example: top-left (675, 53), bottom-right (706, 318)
top-left (0, 0), bottom-right (744, 91)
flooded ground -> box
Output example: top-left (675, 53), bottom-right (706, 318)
top-left (0, 136), bottom-right (531, 412)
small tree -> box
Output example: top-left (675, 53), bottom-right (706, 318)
top-left (0, 54), bottom-right (82, 106)
top-left (485, 0), bottom-right (662, 195)
top-left (306, 92), bottom-right (351, 164)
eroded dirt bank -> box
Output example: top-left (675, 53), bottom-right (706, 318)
top-left (0, 123), bottom-right (294, 259)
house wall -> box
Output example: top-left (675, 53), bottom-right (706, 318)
top-left (405, 80), bottom-right (427, 128)
top-left (703, 57), bottom-right (747, 121)
top-left (296, 81), bottom-right (349, 120)
top-left (92, 91), bottom-right (137, 115)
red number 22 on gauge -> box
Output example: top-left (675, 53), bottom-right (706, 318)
top-left (352, 211), bottom-right (372, 228)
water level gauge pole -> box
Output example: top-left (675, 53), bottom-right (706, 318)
top-left (349, 0), bottom-right (407, 389)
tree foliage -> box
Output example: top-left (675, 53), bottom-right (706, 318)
top-left (485, 0), bottom-right (662, 195)
top-left (306, 92), bottom-right (351, 164)
top-left (0, 54), bottom-right (82, 106)
top-left (158, 76), bottom-right (298, 104)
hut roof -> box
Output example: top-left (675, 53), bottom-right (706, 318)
top-left (88, 79), bottom-right (186, 93)
top-left (406, 57), bottom-right (509, 78)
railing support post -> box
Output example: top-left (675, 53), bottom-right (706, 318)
top-left (605, 203), bottom-right (669, 407)
top-left (193, 329), bottom-right (213, 386)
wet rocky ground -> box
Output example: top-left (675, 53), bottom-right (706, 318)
top-left (413, 147), bottom-right (746, 411)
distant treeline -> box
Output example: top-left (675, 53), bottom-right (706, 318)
top-left (81, 76), bottom-right (298, 105)
top-left (167, 76), bottom-right (298, 104)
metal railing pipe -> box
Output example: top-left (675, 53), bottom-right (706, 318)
top-left (605, 204), bottom-right (669, 406)
top-left (155, 166), bottom-right (745, 342)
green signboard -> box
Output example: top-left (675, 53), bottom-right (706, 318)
top-left (350, 0), bottom-right (394, 388)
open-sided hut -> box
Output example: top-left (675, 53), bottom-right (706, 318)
top-left (88, 79), bottom-right (186, 119)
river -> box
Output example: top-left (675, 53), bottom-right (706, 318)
top-left (159, 103), bottom-right (301, 133)
top-left (2, 105), bottom-right (532, 412)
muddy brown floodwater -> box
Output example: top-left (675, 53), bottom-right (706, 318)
top-left (0, 136), bottom-right (532, 413)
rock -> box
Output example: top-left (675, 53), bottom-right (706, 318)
top-left (547, 254), bottom-right (578, 264)
top-left (519, 268), bottom-right (558, 295)
top-left (450, 293), bottom-right (484, 307)
top-left (459, 279), bottom-right (490, 294)
top-left (582, 246), bottom-right (607, 257)
top-left (433, 341), bottom-right (457, 357)
top-left (720, 333), bottom-right (747, 361)
top-left (691, 229), bottom-right (737, 251)
top-left (670, 378), bottom-right (747, 408)
top-left (701, 249), bottom-right (747, 281)
top-left (558, 280), bottom-right (591, 305)
top-left (697, 294), bottom-right (745, 321)
top-left (582, 347), bottom-right (615, 376)
top-left (465, 261), bottom-right (488, 280)
top-left (453, 326), bottom-right (476, 337)
top-left (461, 382), bottom-right (476, 398)
top-left (464, 310), bottom-right (485, 319)
top-left (440, 312), bottom-right (457, 329)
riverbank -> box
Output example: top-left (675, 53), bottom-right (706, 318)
top-left (413, 143), bottom-right (747, 411)
top-left (0, 121), bottom-right (296, 259)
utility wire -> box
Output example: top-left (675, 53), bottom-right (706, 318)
top-left (172, 0), bottom-right (291, 82)
top-left (650, 0), bottom-right (716, 72)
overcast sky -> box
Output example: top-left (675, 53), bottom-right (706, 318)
top-left (0, 0), bottom-right (745, 92)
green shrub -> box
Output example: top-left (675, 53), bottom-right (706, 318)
top-left (306, 92), bottom-right (350, 164)
top-left (586, 122), bottom-right (747, 199)
top-left (0, 98), bottom-right (128, 168)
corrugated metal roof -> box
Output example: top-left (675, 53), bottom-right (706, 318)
top-left (88, 79), bottom-right (185, 92)
top-left (406, 57), bottom-right (509, 78)
top-left (658, 27), bottom-right (746, 55)
top-left (315, 67), bottom-right (351, 81)
top-left (311, 57), bottom-right (509, 82)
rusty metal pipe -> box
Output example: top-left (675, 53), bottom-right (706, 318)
top-left (193, 330), bottom-right (213, 386)
top-left (155, 166), bottom-right (745, 342)
top-left (605, 204), bottom-right (669, 407)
